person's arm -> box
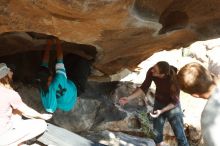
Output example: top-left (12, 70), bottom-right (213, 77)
top-left (17, 103), bottom-right (52, 120)
top-left (10, 91), bottom-right (52, 120)
top-left (161, 103), bottom-right (175, 112)
top-left (42, 40), bottom-right (52, 67)
top-left (55, 39), bottom-right (63, 61)
top-left (119, 88), bottom-right (145, 105)
top-left (150, 103), bottom-right (175, 118)
top-left (54, 38), bottom-right (67, 78)
top-left (119, 69), bottom-right (153, 106)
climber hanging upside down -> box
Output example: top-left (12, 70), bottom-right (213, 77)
top-left (37, 38), bottom-right (78, 113)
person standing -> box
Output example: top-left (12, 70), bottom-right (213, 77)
top-left (119, 61), bottom-right (189, 146)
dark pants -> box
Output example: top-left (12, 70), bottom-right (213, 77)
top-left (153, 101), bottom-right (189, 146)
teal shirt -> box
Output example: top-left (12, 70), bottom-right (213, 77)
top-left (40, 60), bottom-right (77, 113)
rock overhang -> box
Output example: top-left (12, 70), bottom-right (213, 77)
top-left (0, 0), bottom-right (220, 75)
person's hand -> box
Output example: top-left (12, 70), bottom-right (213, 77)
top-left (119, 97), bottom-right (129, 106)
top-left (39, 113), bottom-right (53, 120)
top-left (150, 110), bottom-right (162, 118)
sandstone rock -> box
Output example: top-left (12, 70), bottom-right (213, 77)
top-left (1, 0), bottom-right (220, 75)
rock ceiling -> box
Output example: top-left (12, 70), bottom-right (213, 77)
top-left (0, 0), bottom-right (220, 75)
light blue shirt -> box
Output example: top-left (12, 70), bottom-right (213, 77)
top-left (40, 60), bottom-right (77, 113)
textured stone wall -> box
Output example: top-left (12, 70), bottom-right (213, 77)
top-left (1, 0), bottom-right (220, 75)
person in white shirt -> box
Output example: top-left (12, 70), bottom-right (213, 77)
top-left (0, 63), bottom-right (52, 146)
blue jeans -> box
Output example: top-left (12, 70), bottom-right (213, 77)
top-left (153, 101), bottom-right (189, 146)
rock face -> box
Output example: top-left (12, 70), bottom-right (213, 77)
top-left (15, 81), bottom-right (156, 145)
top-left (82, 130), bottom-right (155, 146)
top-left (1, 0), bottom-right (220, 75)
top-left (16, 80), bottom-right (204, 145)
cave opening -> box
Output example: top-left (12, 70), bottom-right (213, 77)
top-left (0, 31), bottom-right (97, 95)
